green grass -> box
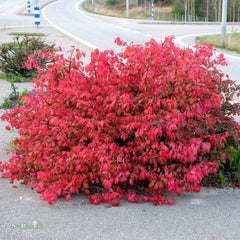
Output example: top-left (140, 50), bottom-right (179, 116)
top-left (9, 32), bottom-right (46, 37)
top-left (0, 72), bottom-right (32, 82)
top-left (198, 32), bottom-right (240, 53)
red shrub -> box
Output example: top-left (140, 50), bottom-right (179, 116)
top-left (1, 37), bottom-right (240, 206)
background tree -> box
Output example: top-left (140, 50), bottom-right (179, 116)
top-left (171, 0), bottom-right (240, 22)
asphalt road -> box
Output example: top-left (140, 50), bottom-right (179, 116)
top-left (42, 0), bottom-right (240, 87)
top-left (0, 1), bottom-right (240, 240)
top-left (42, 0), bottom-right (240, 50)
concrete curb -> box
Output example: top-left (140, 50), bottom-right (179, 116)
top-left (139, 21), bottom-right (240, 25)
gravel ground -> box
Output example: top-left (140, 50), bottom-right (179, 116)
top-left (0, 1), bottom-right (240, 240)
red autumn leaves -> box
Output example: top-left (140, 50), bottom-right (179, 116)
top-left (0, 37), bottom-right (239, 206)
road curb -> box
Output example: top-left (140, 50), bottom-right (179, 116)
top-left (139, 21), bottom-right (240, 25)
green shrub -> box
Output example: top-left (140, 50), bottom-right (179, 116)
top-left (0, 36), bottom-right (55, 79)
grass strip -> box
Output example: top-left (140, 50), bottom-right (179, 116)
top-left (198, 32), bottom-right (240, 53)
top-left (9, 32), bottom-right (46, 37)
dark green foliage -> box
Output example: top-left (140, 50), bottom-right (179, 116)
top-left (0, 36), bottom-right (55, 78)
top-left (202, 146), bottom-right (240, 188)
top-left (223, 147), bottom-right (240, 171)
top-left (172, 0), bottom-right (184, 16)
top-left (106, 0), bottom-right (123, 6)
top-left (219, 147), bottom-right (240, 186)
top-left (232, 149), bottom-right (240, 170)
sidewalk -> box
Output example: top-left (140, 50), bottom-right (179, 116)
top-left (1, 1), bottom-right (240, 240)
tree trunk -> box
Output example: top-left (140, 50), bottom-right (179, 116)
top-left (218, 0), bottom-right (222, 22)
top-left (229, 0), bottom-right (232, 22)
top-left (238, 2), bottom-right (240, 22)
top-left (232, 0), bottom-right (236, 22)
top-left (213, 0), bottom-right (218, 22)
top-left (193, 0), bottom-right (195, 21)
top-left (191, 0), bottom-right (193, 21)
top-left (206, 0), bottom-right (209, 21)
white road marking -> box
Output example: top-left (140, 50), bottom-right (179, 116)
top-left (175, 32), bottom-right (240, 61)
top-left (42, 1), bottom-right (101, 51)
top-left (75, 1), bottom-right (153, 41)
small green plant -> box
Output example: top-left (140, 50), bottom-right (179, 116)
top-left (0, 72), bottom-right (6, 79)
top-left (0, 83), bottom-right (19, 109)
top-left (205, 144), bottom-right (240, 187)
top-left (0, 83), bottom-right (29, 109)
top-left (216, 146), bottom-right (240, 187)
top-left (232, 149), bottom-right (240, 170)
top-left (218, 170), bottom-right (227, 186)
top-left (0, 35), bottom-right (55, 79)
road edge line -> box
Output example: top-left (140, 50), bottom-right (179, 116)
top-left (41, 0), bottom-right (101, 51)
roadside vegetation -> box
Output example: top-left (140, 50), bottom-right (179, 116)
top-left (83, 0), bottom-right (240, 53)
top-left (0, 35), bottom-right (55, 82)
top-left (0, 1), bottom-right (239, 207)
top-left (0, 35), bottom-right (55, 109)
top-left (0, 38), bottom-right (239, 207)
top-left (0, 72), bottom-right (32, 82)
top-left (197, 32), bottom-right (240, 54)
top-left (83, 0), bottom-right (240, 22)
top-left (83, 0), bottom-right (173, 20)
top-left (9, 32), bottom-right (46, 37)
